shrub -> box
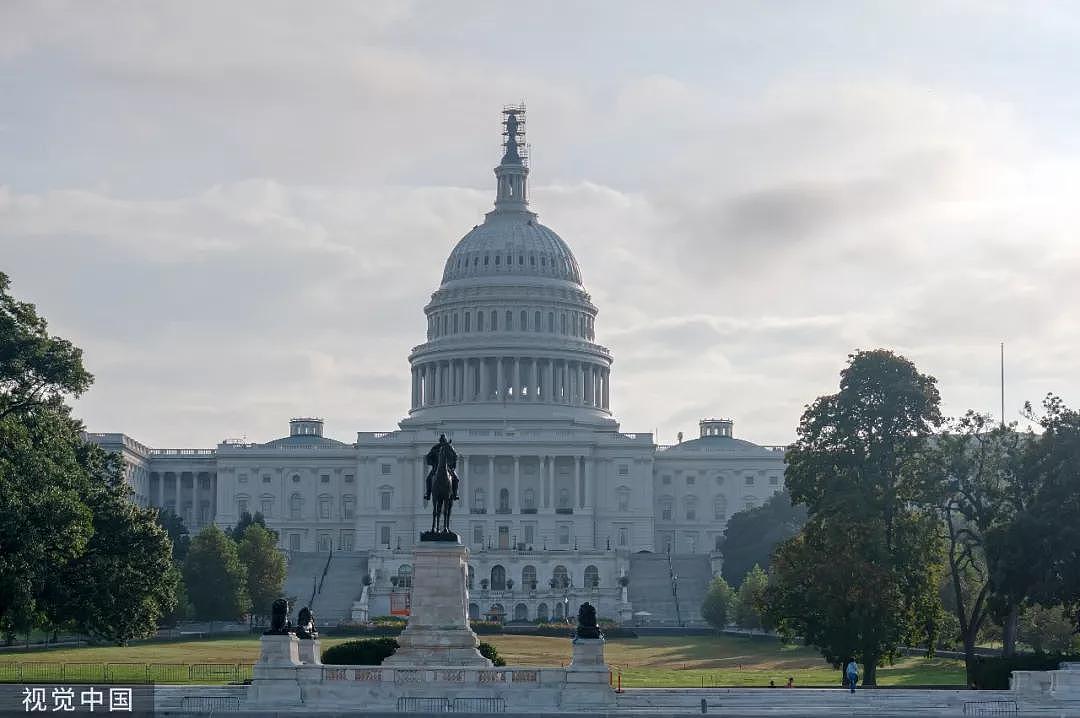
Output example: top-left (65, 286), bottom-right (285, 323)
top-left (478, 641), bottom-right (506, 667)
top-left (969, 653), bottom-right (1080, 690)
top-left (469, 620), bottom-right (503, 635)
top-left (321, 638), bottom-right (399, 665)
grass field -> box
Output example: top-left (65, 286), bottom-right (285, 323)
top-left (0, 634), bottom-right (965, 687)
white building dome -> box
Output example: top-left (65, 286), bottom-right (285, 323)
top-left (403, 106), bottom-right (614, 428)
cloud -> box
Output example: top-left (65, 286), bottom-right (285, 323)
top-left (1, 3), bottom-right (1078, 447)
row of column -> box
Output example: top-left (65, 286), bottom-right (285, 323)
top-left (410, 357), bottom-right (610, 410)
top-left (435, 454), bottom-right (593, 514)
top-left (151, 471), bottom-right (217, 527)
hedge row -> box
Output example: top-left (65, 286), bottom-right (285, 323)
top-left (319, 638), bottom-right (505, 667)
top-left (969, 653), bottom-right (1080, 690)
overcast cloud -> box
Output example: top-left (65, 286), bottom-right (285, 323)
top-left (1, 1), bottom-right (1077, 447)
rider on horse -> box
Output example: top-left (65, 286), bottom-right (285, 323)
top-left (423, 434), bottom-right (459, 502)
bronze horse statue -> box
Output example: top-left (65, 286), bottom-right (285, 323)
top-left (430, 442), bottom-right (455, 535)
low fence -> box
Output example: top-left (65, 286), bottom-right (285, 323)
top-left (0, 662), bottom-right (255, 684)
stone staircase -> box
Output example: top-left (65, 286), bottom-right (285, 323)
top-left (282, 551), bottom-right (369, 626)
top-left (628, 553), bottom-right (712, 624)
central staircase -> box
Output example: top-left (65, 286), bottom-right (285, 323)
top-left (281, 551), bottom-right (369, 626)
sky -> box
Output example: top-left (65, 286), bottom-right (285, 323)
top-left (1, 1), bottom-right (1078, 448)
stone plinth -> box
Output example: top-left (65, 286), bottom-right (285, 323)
top-left (383, 539), bottom-right (491, 667)
top-left (249, 633), bottom-right (302, 706)
top-left (563, 637), bottom-right (615, 709)
top-left (298, 637), bottom-right (322, 665)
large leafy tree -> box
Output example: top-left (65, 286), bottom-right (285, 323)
top-left (229, 511), bottom-right (273, 542)
top-left (156, 509), bottom-right (191, 564)
top-left (701, 576), bottom-right (735, 630)
top-left (765, 349), bottom-right (945, 684)
top-left (929, 412), bottom-right (1023, 680)
top-left (0, 272), bottom-right (95, 636)
top-left (237, 523), bottom-right (287, 622)
top-left (47, 450), bottom-right (178, 644)
top-left (720, 489), bottom-right (807, 586)
top-left (184, 525), bottom-right (248, 622)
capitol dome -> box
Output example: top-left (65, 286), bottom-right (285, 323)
top-left (402, 106), bottom-right (615, 428)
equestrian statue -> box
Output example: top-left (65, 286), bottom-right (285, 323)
top-left (422, 433), bottom-right (459, 539)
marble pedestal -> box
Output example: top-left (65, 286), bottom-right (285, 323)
top-left (250, 633), bottom-right (302, 706)
top-left (298, 637), bottom-right (322, 665)
top-left (564, 637), bottom-right (615, 709)
top-left (383, 538), bottom-right (491, 667)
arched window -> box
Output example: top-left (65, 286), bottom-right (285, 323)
top-left (498, 488), bottom-right (510, 513)
top-left (537, 602), bottom-right (549, 621)
top-left (473, 487), bottom-right (486, 512)
top-left (491, 565), bottom-right (506, 591)
top-left (397, 564), bottom-right (413, 589)
top-left (552, 565), bottom-right (569, 590)
top-left (584, 565), bottom-right (600, 589)
top-left (522, 488), bottom-right (536, 511)
top-left (505, 310), bottom-right (513, 330)
top-left (554, 602), bottom-right (564, 620)
top-left (522, 565), bottom-right (537, 591)
top-left (289, 493), bottom-right (303, 520)
top-left (514, 603), bottom-right (528, 621)
top-left (714, 496), bottom-right (728, 520)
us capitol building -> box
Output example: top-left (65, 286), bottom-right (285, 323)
top-left (88, 107), bottom-right (786, 625)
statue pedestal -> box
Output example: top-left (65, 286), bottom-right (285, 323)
top-left (563, 637), bottom-right (615, 709)
top-left (383, 539), bottom-right (490, 667)
top-left (298, 637), bottom-right (322, 665)
top-left (250, 634), bottom-right (302, 705)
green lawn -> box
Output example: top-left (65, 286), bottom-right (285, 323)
top-left (0, 633), bottom-right (965, 687)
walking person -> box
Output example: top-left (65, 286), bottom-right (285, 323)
top-left (845, 659), bottom-right (858, 694)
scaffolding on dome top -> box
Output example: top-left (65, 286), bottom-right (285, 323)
top-left (502, 103), bottom-right (528, 167)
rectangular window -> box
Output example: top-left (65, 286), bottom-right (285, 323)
top-left (662, 475), bottom-right (671, 485)
top-left (769, 475), bottom-right (780, 486)
top-left (321, 474), bottom-right (330, 484)
top-left (381, 464), bottom-right (392, 475)
top-left (261, 499), bottom-right (273, 516)
top-left (745, 475), bottom-right (755, 486)
top-left (380, 492), bottom-right (391, 511)
top-left (262, 475), bottom-right (271, 484)
top-left (464, 312), bottom-right (471, 332)
top-left (379, 525), bottom-right (391, 547)
top-left (289, 534), bottom-right (301, 551)
top-left (618, 527), bottom-right (628, 547)
top-left (662, 506), bottom-right (672, 521)
top-left (686, 475), bottom-right (695, 485)
top-left (340, 530), bottom-right (354, 551)
top-left (238, 499), bottom-right (248, 515)
top-left (239, 474), bottom-right (248, 483)
top-left (558, 525), bottom-right (570, 545)
top-left (618, 494), bottom-right (629, 512)
top-left (343, 499), bottom-right (354, 520)
top-left (686, 506), bottom-right (696, 521)
top-left (473, 524), bottom-right (484, 544)
top-left (617, 464), bottom-right (629, 476)
top-left (344, 474), bottom-right (354, 483)
top-left (523, 524), bottom-right (535, 544)
top-left (319, 499), bottom-right (331, 519)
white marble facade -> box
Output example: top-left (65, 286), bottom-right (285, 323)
top-left (86, 107), bottom-right (785, 622)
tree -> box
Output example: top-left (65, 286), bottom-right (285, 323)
top-left (155, 509), bottom-right (191, 564)
top-left (237, 524), bottom-right (286, 623)
top-left (47, 451), bottom-right (178, 644)
top-left (720, 489), bottom-right (807, 586)
top-left (1018, 604), bottom-right (1079, 654)
top-left (766, 350), bottom-right (945, 684)
top-left (930, 412), bottom-right (1023, 681)
top-left (229, 511), bottom-right (273, 542)
top-left (183, 525), bottom-right (248, 622)
top-left (734, 565), bottom-right (769, 630)
top-left (702, 576), bottom-right (735, 630)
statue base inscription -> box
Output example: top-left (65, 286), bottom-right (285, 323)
top-left (383, 538), bottom-right (491, 667)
